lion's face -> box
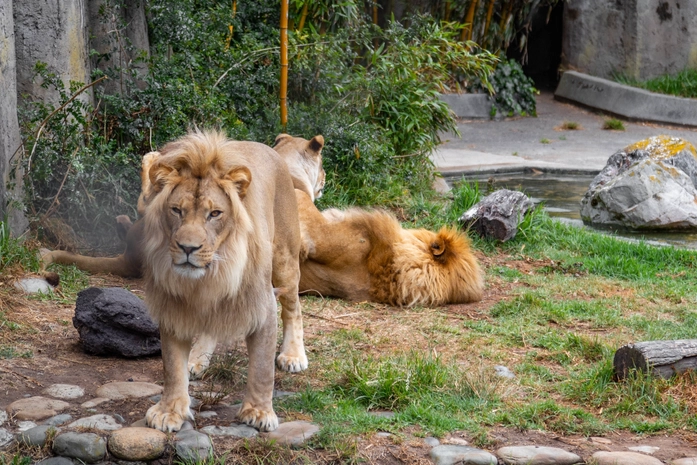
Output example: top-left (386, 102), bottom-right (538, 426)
top-left (163, 176), bottom-right (234, 279)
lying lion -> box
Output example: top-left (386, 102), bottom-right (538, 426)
top-left (141, 130), bottom-right (306, 432)
top-left (295, 190), bottom-right (484, 307)
top-left (42, 133), bottom-right (484, 308)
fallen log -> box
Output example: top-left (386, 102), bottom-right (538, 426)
top-left (613, 339), bottom-right (697, 379)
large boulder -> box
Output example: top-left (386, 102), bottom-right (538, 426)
top-left (460, 189), bottom-right (534, 242)
top-left (581, 136), bottom-right (697, 230)
top-left (73, 287), bottom-right (160, 357)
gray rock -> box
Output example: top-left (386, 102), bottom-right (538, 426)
top-left (376, 432), bottom-right (392, 438)
top-left (424, 437), bottom-right (440, 447)
top-left (200, 424), bottom-right (258, 438)
top-left (581, 136), bottom-right (697, 230)
top-left (369, 411), bottom-right (396, 419)
top-left (494, 365), bottom-right (516, 379)
top-left (196, 410), bottom-right (217, 419)
top-left (73, 287), bottom-right (160, 357)
top-left (15, 277), bottom-right (53, 294)
top-left (96, 382), bottom-right (162, 400)
top-left (460, 189), bottom-right (534, 242)
top-left (45, 413), bottom-right (73, 426)
top-left (593, 451), bottom-right (663, 465)
top-left (44, 383), bottom-right (85, 399)
top-left (17, 420), bottom-right (37, 431)
top-left (175, 429), bottom-right (213, 462)
top-left (17, 424), bottom-right (59, 447)
top-left (107, 427), bottom-right (167, 461)
top-left (0, 428), bottom-right (13, 448)
top-left (430, 445), bottom-right (498, 465)
top-left (68, 414), bottom-right (122, 431)
top-left (497, 446), bottom-right (582, 465)
top-left (53, 432), bottom-right (107, 463)
top-left (0, 410), bottom-right (6, 426)
top-left (36, 458), bottom-right (76, 465)
top-left (263, 420), bottom-right (320, 446)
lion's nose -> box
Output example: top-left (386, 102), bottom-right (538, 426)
top-left (178, 243), bottom-right (202, 256)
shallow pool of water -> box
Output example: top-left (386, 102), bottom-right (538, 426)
top-left (449, 173), bottom-right (697, 250)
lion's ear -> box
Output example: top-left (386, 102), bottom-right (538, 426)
top-left (309, 135), bottom-right (324, 153)
top-left (224, 166), bottom-right (252, 199)
top-left (430, 238), bottom-right (446, 257)
top-left (149, 160), bottom-right (177, 194)
top-left (274, 133), bottom-right (291, 146)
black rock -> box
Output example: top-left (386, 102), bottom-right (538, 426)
top-left (73, 287), bottom-right (160, 357)
top-left (459, 189), bottom-right (534, 242)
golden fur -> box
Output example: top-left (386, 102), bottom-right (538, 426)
top-left (296, 190), bottom-right (484, 306)
top-left (141, 130), bottom-right (306, 433)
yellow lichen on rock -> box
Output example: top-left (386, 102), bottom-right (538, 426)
top-left (624, 135), bottom-right (697, 160)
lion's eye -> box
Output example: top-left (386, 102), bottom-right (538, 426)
top-left (209, 210), bottom-right (222, 219)
top-left (172, 207), bottom-right (182, 216)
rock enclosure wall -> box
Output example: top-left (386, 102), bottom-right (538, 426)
top-left (563, 0), bottom-right (697, 80)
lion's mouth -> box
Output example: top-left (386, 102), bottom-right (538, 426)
top-left (174, 260), bottom-right (208, 279)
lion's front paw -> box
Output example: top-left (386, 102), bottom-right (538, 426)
top-left (238, 404), bottom-right (279, 432)
top-left (146, 398), bottom-right (193, 432)
top-left (276, 350), bottom-right (308, 373)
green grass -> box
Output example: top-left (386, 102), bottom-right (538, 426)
top-left (0, 219), bottom-right (40, 272)
top-left (560, 121), bottom-right (580, 130)
top-left (540, 138), bottom-right (551, 144)
top-left (615, 69), bottom-right (697, 99)
top-left (603, 118), bottom-right (625, 130)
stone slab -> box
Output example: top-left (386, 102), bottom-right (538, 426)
top-left (555, 71), bottom-right (697, 128)
top-left (438, 93), bottom-right (493, 119)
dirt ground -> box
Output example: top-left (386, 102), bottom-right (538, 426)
top-left (2, 256), bottom-right (697, 463)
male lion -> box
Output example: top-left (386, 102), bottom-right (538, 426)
top-left (40, 134), bottom-right (326, 279)
top-left (141, 130), bottom-right (306, 433)
top-left (296, 190), bottom-right (484, 306)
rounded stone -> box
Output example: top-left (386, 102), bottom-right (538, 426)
top-left (68, 414), bottom-right (123, 431)
top-left (108, 427), bottom-right (167, 461)
top-left (424, 437), bottom-right (440, 447)
top-left (95, 382), bottom-right (162, 400)
top-left (263, 420), bottom-right (320, 446)
top-left (0, 428), bottom-right (13, 448)
top-left (497, 446), bottom-right (582, 465)
top-left (7, 396), bottom-right (70, 421)
top-left (81, 397), bottom-right (110, 408)
top-left (628, 446), bottom-right (659, 455)
top-left (673, 458), bottom-right (697, 465)
top-left (200, 424), bottom-right (258, 438)
top-left (175, 429), bottom-right (213, 462)
top-left (592, 451), bottom-right (664, 465)
top-left (44, 413), bottom-right (73, 426)
top-left (430, 445), bottom-right (498, 465)
top-left (0, 410), bottom-right (7, 426)
top-left (17, 420), bottom-right (37, 432)
top-left (43, 383), bottom-right (85, 399)
top-left (36, 458), bottom-right (75, 465)
top-left (17, 424), bottom-right (59, 447)
top-left (53, 431), bottom-right (106, 463)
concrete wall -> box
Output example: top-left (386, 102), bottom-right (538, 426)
top-left (563, 0), bottom-right (697, 80)
top-left (0, 0), bottom-right (26, 234)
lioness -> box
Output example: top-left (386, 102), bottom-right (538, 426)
top-left (273, 133), bottom-right (325, 200)
top-left (296, 190), bottom-right (484, 306)
top-left (141, 130), bottom-right (306, 433)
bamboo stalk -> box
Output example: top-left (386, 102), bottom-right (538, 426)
top-left (297, 1), bottom-right (309, 32)
top-left (483, 0), bottom-right (496, 38)
top-left (444, 0), bottom-right (451, 22)
top-left (280, 0), bottom-right (289, 128)
top-left (466, 0), bottom-right (479, 41)
top-left (372, 0), bottom-right (379, 50)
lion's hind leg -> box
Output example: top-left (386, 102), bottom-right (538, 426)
top-left (273, 264), bottom-right (308, 373)
top-left (146, 332), bottom-right (194, 432)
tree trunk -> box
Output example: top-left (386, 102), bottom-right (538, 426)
top-left (614, 340), bottom-right (697, 380)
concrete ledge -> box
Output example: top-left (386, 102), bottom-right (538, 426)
top-left (438, 93), bottom-right (493, 119)
top-left (555, 71), bottom-right (697, 127)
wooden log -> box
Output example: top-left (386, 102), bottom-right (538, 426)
top-left (613, 339), bottom-right (697, 380)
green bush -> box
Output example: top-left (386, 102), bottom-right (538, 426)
top-left (470, 58), bottom-right (538, 118)
top-left (18, 2), bottom-right (496, 247)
